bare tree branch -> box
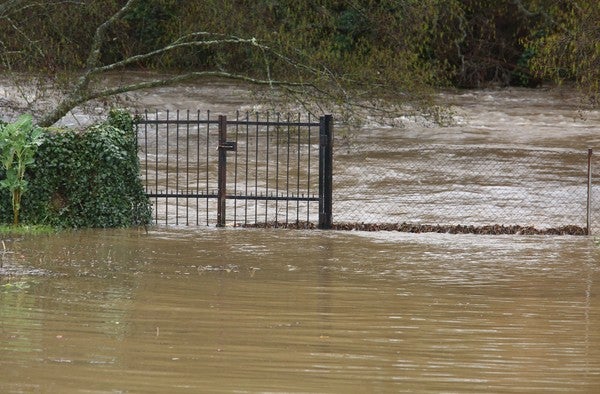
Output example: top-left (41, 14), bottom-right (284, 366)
top-left (76, 0), bottom-right (138, 91)
top-left (0, 0), bottom-right (84, 17)
top-left (4, 1), bottom-right (444, 127)
top-left (34, 0), bottom-right (336, 127)
top-left (94, 36), bottom-right (265, 74)
top-left (37, 71), bottom-right (315, 127)
top-left (511, 0), bottom-right (554, 25)
top-left (0, 0), bottom-right (26, 16)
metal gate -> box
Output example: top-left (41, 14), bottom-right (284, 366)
top-left (135, 111), bottom-right (333, 228)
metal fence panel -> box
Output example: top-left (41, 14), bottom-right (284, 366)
top-left (135, 110), bottom-right (324, 227)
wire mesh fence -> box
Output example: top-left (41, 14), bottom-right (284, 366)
top-left (333, 143), bottom-right (597, 234)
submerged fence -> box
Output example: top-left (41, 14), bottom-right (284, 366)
top-left (136, 110), bottom-right (596, 234)
top-left (334, 144), bottom-right (597, 234)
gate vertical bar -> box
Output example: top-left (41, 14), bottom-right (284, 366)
top-left (175, 110), bottom-right (180, 225)
top-left (217, 115), bottom-right (227, 227)
top-left (587, 148), bottom-right (593, 235)
top-left (318, 115), bottom-right (333, 229)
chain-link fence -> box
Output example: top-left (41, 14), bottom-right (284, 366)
top-left (333, 143), bottom-right (597, 234)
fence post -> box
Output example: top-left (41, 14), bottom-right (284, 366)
top-left (319, 115), bottom-right (333, 229)
top-left (587, 148), bottom-right (593, 235)
top-left (217, 115), bottom-right (227, 227)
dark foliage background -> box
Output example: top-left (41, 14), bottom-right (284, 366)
top-left (1, 0), bottom-right (597, 90)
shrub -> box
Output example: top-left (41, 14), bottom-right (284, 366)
top-left (0, 110), bottom-right (152, 228)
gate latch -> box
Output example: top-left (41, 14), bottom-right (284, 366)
top-left (218, 141), bottom-right (237, 151)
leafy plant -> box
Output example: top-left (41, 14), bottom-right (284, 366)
top-left (0, 115), bottom-right (45, 225)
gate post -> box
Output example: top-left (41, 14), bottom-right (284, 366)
top-left (319, 115), bottom-right (334, 229)
top-left (217, 115), bottom-right (227, 227)
top-left (587, 148), bottom-right (593, 235)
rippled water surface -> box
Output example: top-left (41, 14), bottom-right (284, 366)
top-left (2, 80), bottom-right (600, 392)
top-left (2, 228), bottom-right (600, 393)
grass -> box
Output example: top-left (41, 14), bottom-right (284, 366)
top-left (0, 224), bottom-right (58, 236)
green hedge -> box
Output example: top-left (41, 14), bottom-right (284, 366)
top-left (0, 110), bottom-right (152, 227)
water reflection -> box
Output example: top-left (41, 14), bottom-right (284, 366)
top-left (1, 228), bottom-right (600, 392)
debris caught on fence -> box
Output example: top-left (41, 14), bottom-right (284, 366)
top-left (243, 221), bottom-right (587, 235)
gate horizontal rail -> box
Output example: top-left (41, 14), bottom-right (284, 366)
top-left (139, 119), bottom-right (319, 127)
top-left (145, 192), bottom-right (319, 202)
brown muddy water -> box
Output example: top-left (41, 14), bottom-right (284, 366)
top-left (2, 228), bottom-right (600, 393)
top-left (2, 78), bottom-right (600, 392)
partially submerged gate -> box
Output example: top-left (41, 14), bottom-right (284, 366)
top-left (135, 111), bottom-right (333, 228)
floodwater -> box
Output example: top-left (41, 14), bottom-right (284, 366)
top-left (2, 78), bottom-right (600, 392)
top-left (2, 228), bottom-right (600, 393)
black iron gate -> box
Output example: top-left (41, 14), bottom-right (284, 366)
top-left (135, 111), bottom-right (333, 228)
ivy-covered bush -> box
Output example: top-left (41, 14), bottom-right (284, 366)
top-left (0, 110), bottom-right (151, 227)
